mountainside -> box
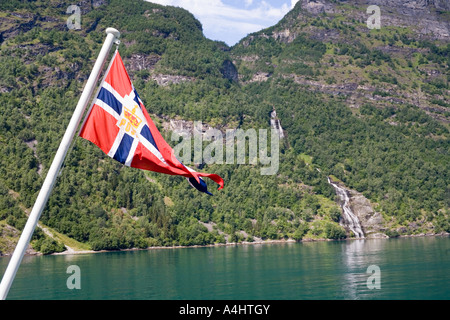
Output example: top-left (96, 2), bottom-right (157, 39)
top-left (0, 0), bottom-right (448, 255)
top-left (233, 0), bottom-right (449, 122)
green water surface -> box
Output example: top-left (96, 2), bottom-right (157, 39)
top-left (1, 236), bottom-right (449, 300)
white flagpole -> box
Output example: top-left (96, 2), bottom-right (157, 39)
top-left (0, 27), bottom-right (120, 300)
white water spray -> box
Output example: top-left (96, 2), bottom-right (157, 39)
top-left (328, 177), bottom-right (364, 238)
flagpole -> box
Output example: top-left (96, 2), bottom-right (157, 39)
top-left (0, 27), bottom-right (120, 300)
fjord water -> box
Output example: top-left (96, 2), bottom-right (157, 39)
top-left (1, 236), bottom-right (449, 300)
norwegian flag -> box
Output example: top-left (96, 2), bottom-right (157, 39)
top-left (79, 50), bottom-right (224, 195)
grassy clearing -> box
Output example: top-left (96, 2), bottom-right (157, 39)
top-left (38, 223), bottom-right (91, 252)
top-left (299, 153), bottom-right (313, 165)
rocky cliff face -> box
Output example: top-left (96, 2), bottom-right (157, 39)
top-left (221, 60), bottom-right (239, 82)
top-left (299, 0), bottom-right (449, 39)
top-left (233, 0), bottom-right (449, 125)
top-left (329, 178), bottom-right (387, 239)
top-left (347, 188), bottom-right (387, 238)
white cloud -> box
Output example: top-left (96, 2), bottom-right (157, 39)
top-left (291, 0), bottom-right (300, 9)
top-left (146, 0), bottom-right (294, 45)
top-left (244, 0), bottom-right (253, 7)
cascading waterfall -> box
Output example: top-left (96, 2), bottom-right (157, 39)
top-left (328, 177), bottom-right (365, 238)
top-left (270, 108), bottom-right (285, 138)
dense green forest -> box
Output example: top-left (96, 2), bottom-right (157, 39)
top-left (0, 0), bottom-right (448, 254)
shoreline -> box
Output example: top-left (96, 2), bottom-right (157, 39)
top-left (41, 231), bottom-right (450, 257)
top-left (1, 232), bottom-right (448, 258)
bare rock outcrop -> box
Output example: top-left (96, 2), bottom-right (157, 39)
top-left (329, 178), bottom-right (388, 239)
top-left (347, 189), bottom-right (388, 238)
top-left (221, 60), bottom-right (239, 82)
top-left (296, 0), bottom-right (450, 40)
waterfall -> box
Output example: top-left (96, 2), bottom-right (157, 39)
top-left (270, 109), bottom-right (285, 138)
top-left (328, 177), bottom-right (365, 238)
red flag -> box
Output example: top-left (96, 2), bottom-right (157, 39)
top-left (79, 50), bottom-right (224, 194)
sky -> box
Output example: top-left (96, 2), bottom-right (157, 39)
top-left (146, 0), bottom-right (300, 46)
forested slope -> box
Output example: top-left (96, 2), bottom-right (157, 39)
top-left (0, 0), bottom-right (448, 255)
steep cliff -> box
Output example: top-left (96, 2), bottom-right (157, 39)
top-left (233, 0), bottom-right (449, 123)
